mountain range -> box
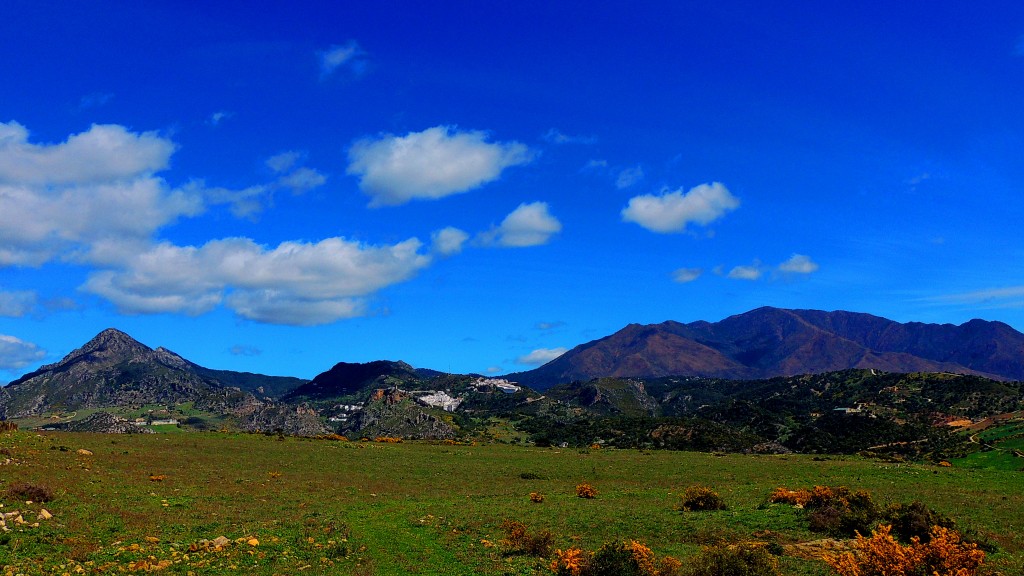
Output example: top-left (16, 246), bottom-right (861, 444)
top-left (509, 307), bottom-right (1024, 389)
top-left (2, 307), bottom-right (1024, 446)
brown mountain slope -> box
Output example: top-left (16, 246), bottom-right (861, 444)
top-left (509, 307), bottom-right (1024, 390)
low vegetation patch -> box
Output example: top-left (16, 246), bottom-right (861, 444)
top-left (3, 481), bottom-right (55, 503)
top-left (824, 524), bottom-right (985, 576)
top-left (551, 540), bottom-right (682, 576)
top-left (678, 485), bottom-right (727, 511)
top-left (685, 543), bottom-right (780, 576)
top-left (575, 483), bottom-right (598, 499)
top-left (500, 519), bottom-right (555, 557)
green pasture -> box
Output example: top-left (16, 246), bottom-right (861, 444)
top-left (0, 431), bottom-right (1021, 575)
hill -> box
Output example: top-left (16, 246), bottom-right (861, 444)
top-left (509, 307), bottom-right (1024, 390)
top-left (0, 328), bottom-right (325, 435)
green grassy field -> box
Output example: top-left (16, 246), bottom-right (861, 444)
top-left (1, 430), bottom-right (1021, 575)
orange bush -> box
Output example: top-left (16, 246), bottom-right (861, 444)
top-left (551, 548), bottom-right (585, 576)
top-left (530, 492), bottom-right (545, 503)
top-left (500, 519), bottom-right (554, 556)
top-left (769, 486), bottom-right (811, 506)
top-left (373, 436), bottom-right (402, 443)
top-left (824, 524), bottom-right (984, 576)
top-left (575, 483), bottom-right (598, 499)
top-left (550, 540), bottom-right (683, 576)
top-left (679, 485), bottom-right (727, 511)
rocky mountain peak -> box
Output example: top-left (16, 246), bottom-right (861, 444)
top-left (60, 328), bottom-right (152, 368)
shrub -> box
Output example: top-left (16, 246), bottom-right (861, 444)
top-left (500, 519), bottom-right (554, 557)
top-left (3, 482), bottom-right (54, 503)
top-left (530, 492), bottom-right (545, 503)
top-left (373, 436), bottom-right (402, 443)
top-left (576, 483), bottom-right (598, 499)
top-left (768, 487), bottom-right (811, 506)
top-left (685, 543), bottom-right (780, 576)
top-left (803, 486), bottom-right (877, 537)
top-left (552, 548), bottom-right (587, 576)
top-left (587, 540), bottom-right (655, 576)
top-left (824, 524), bottom-right (984, 576)
top-left (679, 485), bottom-right (726, 512)
top-left (883, 501), bottom-right (955, 544)
top-left (550, 540), bottom-right (682, 576)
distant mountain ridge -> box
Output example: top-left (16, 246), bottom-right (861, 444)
top-left (509, 307), bottom-right (1024, 390)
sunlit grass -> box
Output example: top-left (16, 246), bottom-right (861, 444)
top-left (0, 430), bottom-right (1021, 575)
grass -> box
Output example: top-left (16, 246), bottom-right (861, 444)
top-left (0, 430), bottom-right (1021, 575)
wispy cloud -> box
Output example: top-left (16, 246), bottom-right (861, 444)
top-left (728, 262), bottom-right (763, 281)
top-left (0, 289), bottom-right (38, 317)
top-left (477, 202), bottom-right (562, 247)
top-left (672, 268), bottom-right (702, 283)
top-left (318, 40), bottom-right (367, 79)
top-left (616, 165), bottom-right (644, 189)
top-left (229, 344), bottom-right (262, 357)
top-left (930, 286), bottom-right (1024, 308)
top-left (347, 126), bottom-right (533, 207)
top-left (79, 92), bottom-right (114, 109)
top-left (622, 182), bottom-right (740, 233)
top-left (536, 321), bottom-right (565, 330)
top-left (207, 111), bottom-right (233, 126)
top-left (542, 129), bottom-right (596, 145)
top-left (517, 347), bottom-right (567, 366)
top-left (0, 334), bottom-right (45, 371)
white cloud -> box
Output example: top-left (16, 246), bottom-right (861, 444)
top-left (431, 227), bottom-right (469, 256)
top-left (517, 347), bottom-right (568, 366)
top-left (319, 40), bottom-right (366, 78)
top-left (616, 165), bottom-right (644, 189)
top-left (0, 334), bottom-right (45, 370)
top-left (478, 202), bottom-right (562, 247)
top-left (83, 236), bottom-right (432, 325)
top-left (0, 122), bottom-right (205, 266)
top-left (0, 290), bottom-right (37, 317)
top-left (672, 268), bottom-right (702, 283)
top-left (0, 121), bottom-right (174, 185)
top-left (777, 254), bottom-right (819, 275)
top-left (346, 126), bottom-right (533, 207)
top-left (622, 182), bottom-right (739, 233)
top-left (728, 262), bottom-right (763, 280)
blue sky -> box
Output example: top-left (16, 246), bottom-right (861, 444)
top-left (2, 1), bottom-right (1024, 381)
